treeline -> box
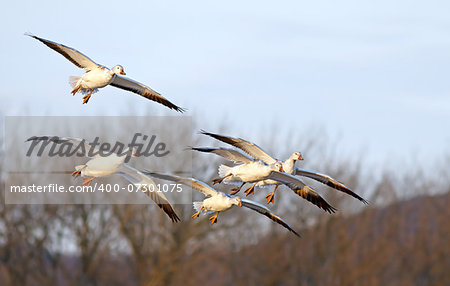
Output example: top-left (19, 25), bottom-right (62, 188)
top-left (188, 192), bottom-right (450, 286)
top-left (1, 191), bottom-right (448, 286)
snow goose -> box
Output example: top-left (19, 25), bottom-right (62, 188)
top-left (26, 34), bottom-right (185, 111)
top-left (199, 131), bottom-right (302, 202)
top-left (191, 147), bottom-right (280, 197)
top-left (198, 131), bottom-right (367, 204)
top-left (210, 158), bottom-right (336, 213)
top-left (144, 172), bottom-right (300, 237)
top-left (27, 136), bottom-right (135, 186)
top-left (26, 136), bottom-right (180, 222)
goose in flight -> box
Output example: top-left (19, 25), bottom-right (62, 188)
top-left (26, 34), bottom-right (185, 112)
top-left (213, 160), bottom-right (336, 213)
top-left (199, 131), bottom-right (303, 203)
top-left (199, 131), bottom-right (367, 204)
top-left (192, 147), bottom-right (300, 203)
top-left (26, 136), bottom-right (180, 222)
top-left (27, 136), bottom-right (136, 186)
top-left (144, 172), bottom-right (300, 237)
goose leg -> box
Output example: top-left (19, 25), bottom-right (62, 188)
top-left (265, 185), bottom-right (279, 204)
top-left (212, 173), bottom-right (232, 185)
top-left (192, 207), bottom-right (203, 220)
top-left (71, 85), bottom-right (81, 96)
top-left (230, 182), bottom-right (245, 195)
top-left (209, 212), bottom-right (219, 224)
top-left (244, 183), bottom-right (257, 196)
top-left (71, 165), bottom-right (86, 179)
top-left (71, 170), bottom-right (81, 179)
top-left (82, 90), bottom-right (93, 104)
top-left (82, 177), bottom-right (94, 186)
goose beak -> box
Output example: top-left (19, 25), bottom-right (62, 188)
top-left (120, 70), bottom-right (126, 75)
top-left (279, 166), bottom-right (284, 172)
top-left (298, 154), bottom-right (304, 160)
top-left (238, 200), bottom-right (242, 207)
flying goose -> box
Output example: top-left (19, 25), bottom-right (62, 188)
top-left (26, 34), bottom-right (185, 112)
top-left (27, 136), bottom-right (135, 186)
top-left (199, 131), bottom-right (302, 202)
top-left (214, 161), bottom-right (336, 213)
top-left (26, 136), bottom-right (180, 222)
top-left (192, 147), bottom-right (297, 201)
top-left (198, 131), bottom-right (367, 204)
top-left (144, 172), bottom-right (300, 237)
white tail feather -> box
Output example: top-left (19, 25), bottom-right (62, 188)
top-left (69, 76), bottom-right (80, 88)
top-left (218, 164), bottom-right (232, 178)
top-left (218, 164), bottom-right (242, 185)
top-left (193, 201), bottom-right (203, 213)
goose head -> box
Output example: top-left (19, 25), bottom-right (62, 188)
top-left (274, 162), bottom-right (284, 172)
top-left (111, 65), bottom-right (126, 75)
top-left (131, 147), bottom-right (138, 157)
top-left (293, 152), bottom-right (303, 161)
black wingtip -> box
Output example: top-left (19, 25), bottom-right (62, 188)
top-left (361, 198), bottom-right (370, 205)
top-left (292, 230), bottom-right (301, 238)
top-left (190, 146), bottom-right (211, 152)
top-left (188, 146), bottom-right (204, 152)
top-left (25, 136), bottom-right (37, 142)
top-left (24, 32), bottom-right (35, 38)
top-left (171, 212), bottom-right (181, 223)
top-left (199, 130), bottom-right (221, 139)
top-left (175, 106), bottom-right (187, 113)
top-left (326, 205), bottom-right (338, 214)
top-left (349, 190), bottom-right (369, 205)
top-left (25, 135), bottom-right (52, 142)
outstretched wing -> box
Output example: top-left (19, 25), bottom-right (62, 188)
top-left (26, 33), bottom-right (99, 71)
top-left (295, 168), bottom-right (368, 204)
top-left (144, 172), bottom-right (218, 197)
top-left (25, 136), bottom-right (99, 158)
top-left (110, 76), bottom-right (185, 113)
top-left (117, 165), bottom-right (180, 223)
top-left (191, 147), bottom-right (255, 164)
top-left (267, 171), bottom-right (337, 213)
top-left (200, 131), bottom-right (277, 164)
top-left (241, 198), bottom-right (300, 237)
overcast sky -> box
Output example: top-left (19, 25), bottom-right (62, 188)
top-left (1, 0), bottom-right (449, 173)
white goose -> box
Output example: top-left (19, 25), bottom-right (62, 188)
top-left (192, 147), bottom-right (296, 203)
top-left (26, 136), bottom-right (180, 222)
top-left (145, 172), bottom-right (300, 237)
top-left (210, 158), bottom-right (336, 213)
top-left (200, 131), bottom-right (302, 203)
top-left (27, 136), bottom-right (135, 186)
top-left (26, 34), bottom-right (185, 111)
top-left (199, 131), bottom-right (367, 204)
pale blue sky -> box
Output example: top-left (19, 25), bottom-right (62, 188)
top-left (1, 0), bottom-right (449, 172)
